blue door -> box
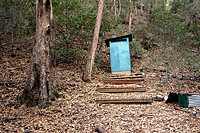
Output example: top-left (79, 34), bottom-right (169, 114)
top-left (110, 39), bottom-right (131, 72)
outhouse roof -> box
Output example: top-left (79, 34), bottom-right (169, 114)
top-left (105, 34), bottom-right (132, 47)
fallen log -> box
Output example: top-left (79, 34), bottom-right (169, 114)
top-left (96, 98), bottom-right (153, 104)
top-left (96, 87), bottom-right (146, 93)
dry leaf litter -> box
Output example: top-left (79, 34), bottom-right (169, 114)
top-left (0, 38), bottom-right (200, 132)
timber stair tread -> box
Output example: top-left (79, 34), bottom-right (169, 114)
top-left (96, 75), bottom-right (153, 104)
top-left (101, 75), bottom-right (144, 84)
top-left (96, 86), bottom-right (146, 93)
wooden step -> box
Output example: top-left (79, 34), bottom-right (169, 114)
top-left (96, 98), bottom-right (153, 104)
top-left (106, 75), bottom-right (143, 79)
top-left (102, 78), bottom-right (144, 84)
top-left (96, 87), bottom-right (146, 93)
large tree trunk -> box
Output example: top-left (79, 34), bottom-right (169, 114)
top-left (19, 0), bottom-right (55, 108)
top-left (82, 0), bottom-right (104, 82)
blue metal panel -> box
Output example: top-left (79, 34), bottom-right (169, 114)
top-left (112, 34), bottom-right (116, 38)
top-left (110, 38), bottom-right (131, 72)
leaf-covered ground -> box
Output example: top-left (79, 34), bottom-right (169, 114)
top-left (0, 36), bottom-right (200, 132)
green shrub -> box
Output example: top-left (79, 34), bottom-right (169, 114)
top-left (129, 39), bottom-right (144, 58)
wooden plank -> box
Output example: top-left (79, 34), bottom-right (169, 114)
top-left (96, 87), bottom-right (146, 93)
top-left (96, 98), bottom-right (153, 104)
top-left (106, 75), bottom-right (143, 79)
top-left (112, 71), bottom-right (131, 76)
top-left (102, 79), bottom-right (144, 84)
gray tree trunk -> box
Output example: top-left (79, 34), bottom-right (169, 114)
top-left (82, 0), bottom-right (104, 82)
top-left (19, 0), bottom-right (55, 108)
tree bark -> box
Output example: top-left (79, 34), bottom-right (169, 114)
top-left (19, 0), bottom-right (55, 108)
top-left (82, 0), bottom-right (104, 82)
top-left (50, 0), bottom-right (57, 67)
top-left (129, 0), bottom-right (133, 31)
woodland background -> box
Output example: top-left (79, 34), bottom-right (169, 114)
top-left (0, 0), bottom-right (200, 132)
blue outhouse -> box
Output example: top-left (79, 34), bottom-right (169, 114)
top-left (105, 34), bottom-right (132, 75)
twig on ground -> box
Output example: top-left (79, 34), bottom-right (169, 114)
top-left (168, 81), bottom-right (174, 90)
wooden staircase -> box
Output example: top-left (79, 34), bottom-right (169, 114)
top-left (96, 74), bottom-right (153, 104)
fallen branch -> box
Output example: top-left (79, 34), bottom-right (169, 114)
top-left (174, 107), bottom-right (197, 116)
top-left (167, 81), bottom-right (174, 90)
top-left (65, 81), bottom-right (82, 86)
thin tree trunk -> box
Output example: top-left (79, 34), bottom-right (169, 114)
top-left (135, 1), bottom-right (137, 15)
top-left (19, 0), bottom-right (55, 108)
top-left (83, 0), bottom-right (104, 82)
top-left (114, 0), bottom-right (116, 16)
top-left (118, 0), bottom-right (121, 17)
top-left (129, 0), bottom-right (133, 31)
top-left (50, 0), bottom-right (57, 67)
top-left (97, 32), bottom-right (105, 53)
top-left (140, 3), bottom-right (144, 16)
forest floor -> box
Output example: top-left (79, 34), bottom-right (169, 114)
top-left (0, 32), bottom-right (200, 133)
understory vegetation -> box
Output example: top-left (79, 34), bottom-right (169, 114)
top-left (2, 0), bottom-right (199, 86)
